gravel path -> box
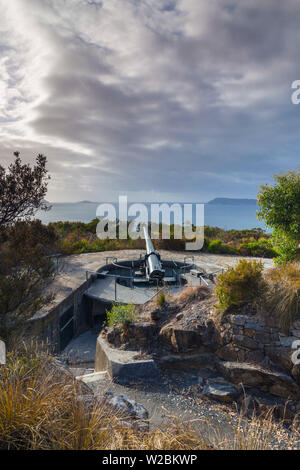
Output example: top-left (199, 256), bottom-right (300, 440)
top-left (70, 363), bottom-right (242, 445)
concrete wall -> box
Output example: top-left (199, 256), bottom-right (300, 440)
top-left (28, 279), bottom-right (91, 353)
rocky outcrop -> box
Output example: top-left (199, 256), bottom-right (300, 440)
top-left (159, 319), bottom-right (215, 353)
top-left (216, 361), bottom-right (300, 399)
top-left (102, 391), bottom-right (149, 431)
top-left (106, 322), bottom-right (159, 349)
top-left (104, 300), bottom-right (300, 401)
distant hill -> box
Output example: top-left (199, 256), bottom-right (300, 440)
top-left (207, 198), bottom-right (257, 205)
top-left (77, 200), bottom-right (99, 204)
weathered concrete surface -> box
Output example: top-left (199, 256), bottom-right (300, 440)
top-left (60, 330), bottom-right (98, 364)
top-left (31, 249), bottom-right (273, 352)
top-left (76, 370), bottom-right (107, 384)
top-left (95, 334), bottom-right (159, 379)
top-left (157, 352), bottom-right (217, 370)
top-left (86, 276), bottom-right (159, 304)
top-left (41, 249), bottom-right (274, 317)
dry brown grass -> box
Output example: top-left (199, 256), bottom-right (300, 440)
top-left (265, 262), bottom-right (300, 331)
top-left (0, 342), bottom-right (299, 450)
top-left (174, 285), bottom-right (211, 304)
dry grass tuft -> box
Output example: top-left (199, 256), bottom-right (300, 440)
top-left (265, 262), bottom-right (300, 331)
top-left (174, 285), bottom-right (211, 304)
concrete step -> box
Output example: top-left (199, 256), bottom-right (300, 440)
top-left (76, 370), bottom-right (108, 384)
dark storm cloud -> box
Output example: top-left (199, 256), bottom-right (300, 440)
top-left (0, 0), bottom-right (299, 202)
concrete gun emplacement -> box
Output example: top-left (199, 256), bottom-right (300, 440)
top-left (143, 226), bottom-right (165, 280)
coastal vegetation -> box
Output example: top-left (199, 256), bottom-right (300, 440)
top-left (257, 169), bottom-right (300, 265)
top-left (0, 153), bottom-right (58, 346)
top-left (215, 259), bottom-right (300, 330)
top-left (50, 219), bottom-right (278, 258)
top-left (215, 259), bottom-right (266, 313)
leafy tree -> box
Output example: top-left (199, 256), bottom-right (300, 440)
top-left (0, 154), bottom-right (57, 346)
top-left (0, 221), bottom-right (58, 345)
top-left (257, 169), bottom-right (300, 263)
top-left (0, 151), bottom-right (50, 227)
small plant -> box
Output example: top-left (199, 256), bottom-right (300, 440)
top-left (215, 259), bottom-right (266, 312)
top-left (265, 262), bottom-right (300, 331)
top-left (156, 291), bottom-right (166, 308)
top-left (106, 303), bottom-right (137, 327)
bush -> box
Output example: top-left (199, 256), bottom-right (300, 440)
top-left (156, 291), bottom-right (166, 307)
top-left (265, 263), bottom-right (300, 331)
top-left (238, 238), bottom-right (278, 258)
top-left (215, 259), bottom-right (266, 312)
top-left (208, 239), bottom-right (238, 255)
top-left (272, 230), bottom-right (299, 266)
top-left (106, 304), bottom-right (137, 327)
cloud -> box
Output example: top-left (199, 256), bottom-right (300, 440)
top-left (0, 0), bottom-right (299, 202)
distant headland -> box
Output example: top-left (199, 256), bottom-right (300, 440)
top-left (207, 198), bottom-right (257, 205)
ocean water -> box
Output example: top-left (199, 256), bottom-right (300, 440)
top-left (36, 202), bottom-right (268, 231)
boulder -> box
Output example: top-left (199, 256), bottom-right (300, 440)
top-left (216, 361), bottom-right (300, 399)
top-left (264, 345), bottom-right (293, 372)
top-left (202, 377), bottom-right (239, 402)
top-left (130, 323), bottom-right (158, 347)
top-left (101, 392), bottom-right (149, 432)
top-left (159, 319), bottom-right (215, 353)
top-left (103, 392), bottom-right (148, 420)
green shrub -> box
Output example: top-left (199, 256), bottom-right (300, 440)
top-left (106, 304), bottom-right (137, 327)
top-left (208, 239), bottom-right (238, 255)
top-left (215, 259), bottom-right (266, 312)
top-left (272, 230), bottom-right (299, 266)
top-left (156, 291), bottom-right (166, 307)
top-left (238, 238), bottom-right (278, 258)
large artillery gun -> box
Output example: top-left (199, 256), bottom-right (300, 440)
top-left (143, 226), bottom-right (165, 281)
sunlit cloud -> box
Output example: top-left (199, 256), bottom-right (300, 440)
top-left (0, 0), bottom-right (299, 202)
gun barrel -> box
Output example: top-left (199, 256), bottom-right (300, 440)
top-left (143, 226), bottom-right (164, 280)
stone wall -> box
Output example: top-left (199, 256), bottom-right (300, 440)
top-left (216, 314), bottom-right (300, 375)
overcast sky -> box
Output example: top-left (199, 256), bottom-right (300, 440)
top-left (0, 0), bottom-right (299, 202)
